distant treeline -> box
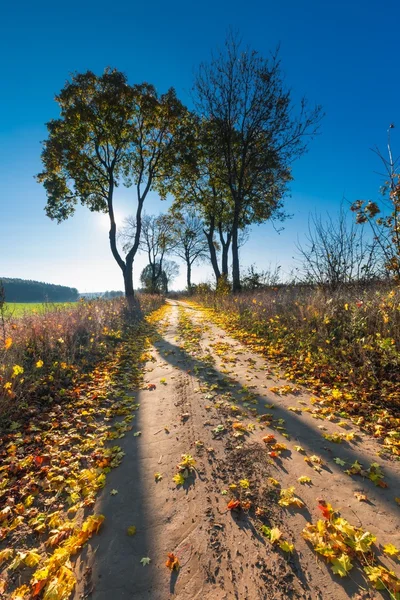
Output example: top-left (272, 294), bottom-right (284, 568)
top-left (103, 290), bottom-right (124, 298)
top-left (1, 278), bottom-right (79, 302)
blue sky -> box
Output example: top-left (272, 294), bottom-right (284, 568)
top-left (0, 0), bottom-right (399, 292)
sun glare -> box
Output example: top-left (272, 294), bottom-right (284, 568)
top-left (97, 211), bottom-right (126, 230)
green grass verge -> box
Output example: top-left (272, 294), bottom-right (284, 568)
top-left (5, 302), bottom-right (76, 316)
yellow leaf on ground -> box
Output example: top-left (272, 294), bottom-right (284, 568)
top-left (0, 548), bottom-right (14, 565)
top-left (298, 476), bottom-right (312, 484)
top-left (383, 544), bottom-right (399, 556)
top-left (279, 540), bottom-right (294, 553)
top-left (173, 473), bottom-right (185, 486)
top-left (354, 492), bottom-right (368, 502)
top-left (331, 554), bottom-right (353, 577)
top-left (270, 527), bottom-right (282, 543)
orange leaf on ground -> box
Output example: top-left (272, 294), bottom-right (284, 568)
top-left (165, 553), bottom-right (180, 570)
top-left (318, 503), bottom-right (333, 519)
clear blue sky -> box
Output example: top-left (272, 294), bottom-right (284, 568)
top-left (1, 0), bottom-right (399, 292)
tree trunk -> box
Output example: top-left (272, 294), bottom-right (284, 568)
top-left (204, 217), bottom-right (221, 283)
top-left (124, 193), bottom-right (146, 298)
top-left (218, 224), bottom-right (232, 277)
top-left (123, 257), bottom-right (135, 304)
top-left (107, 179), bottom-right (131, 298)
top-left (150, 262), bottom-right (158, 293)
top-left (186, 260), bottom-right (192, 294)
top-left (231, 219), bottom-right (241, 292)
top-left (222, 246), bottom-right (229, 277)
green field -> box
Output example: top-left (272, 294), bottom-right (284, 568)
top-left (5, 302), bottom-right (75, 316)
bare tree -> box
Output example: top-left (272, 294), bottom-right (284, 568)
top-left (122, 213), bottom-right (175, 293)
top-left (170, 212), bottom-right (209, 292)
top-left (139, 259), bottom-right (178, 294)
top-left (194, 32), bottom-right (323, 291)
top-left (296, 205), bottom-right (382, 288)
top-left (162, 260), bottom-right (179, 293)
top-left (351, 125), bottom-right (400, 280)
top-left (241, 264), bottom-right (281, 290)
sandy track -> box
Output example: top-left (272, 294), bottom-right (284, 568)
top-left (74, 301), bottom-right (400, 600)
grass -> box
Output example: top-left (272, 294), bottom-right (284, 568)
top-left (0, 295), bottom-right (165, 428)
top-left (191, 282), bottom-right (400, 449)
top-left (0, 297), bottom-right (167, 599)
top-left (5, 302), bottom-right (75, 316)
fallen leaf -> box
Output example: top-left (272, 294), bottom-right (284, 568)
top-left (270, 527), bottom-right (282, 543)
top-left (331, 553), bottom-right (353, 577)
top-left (318, 503), bottom-right (333, 519)
top-left (172, 473), bottom-right (185, 486)
top-left (382, 544), bottom-right (399, 556)
top-left (268, 477), bottom-right (280, 487)
top-left (227, 499), bottom-right (241, 511)
top-left (298, 476), bottom-right (312, 484)
top-left (354, 492), bottom-right (368, 502)
top-left (140, 557), bottom-right (151, 566)
top-left (262, 435), bottom-right (276, 444)
top-left (279, 540), bottom-right (294, 553)
top-left (165, 552), bottom-right (180, 570)
top-left (110, 489), bottom-right (118, 496)
top-left (127, 526), bottom-right (137, 536)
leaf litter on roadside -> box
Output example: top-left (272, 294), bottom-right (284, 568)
top-left (0, 304), bottom-right (169, 598)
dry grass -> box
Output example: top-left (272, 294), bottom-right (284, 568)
top-left (0, 295), bottom-right (164, 428)
top-left (192, 282), bottom-right (400, 414)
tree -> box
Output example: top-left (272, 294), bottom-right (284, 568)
top-left (241, 264), bottom-right (281, 290)
top-left (296, 206), bottom-right (381, 289)
top-left (103, 290), bottom-right (124, 298)
top-left (140, 260), bottom-right (178, 294)
top-left (121, 213), bottom-right (175, 294)
top-left (194, 33), bottom-right (323, 291)
top-left (1, 278), bottom-right (78, 302)
top-left (162, 116), bottom-right (237, 283)
top-left (162, 260), bottom-right (179, 293)
top-left (351, 126), bottom-right (400, 280)
top-left (37, 69), bottom-right (187, 301)
top-left (170, 212), bottom-right (209, 292)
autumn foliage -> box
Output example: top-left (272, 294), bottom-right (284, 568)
top-left (0, 297), bottom-right (165, 598)
top-left (0, 296), bottom-right (162, 427)
top-left (192, 283), bottom-right (400, 442)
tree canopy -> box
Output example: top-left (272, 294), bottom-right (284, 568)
top-left (38, 69), bottom-right (187, 300)
top-left (193, 33), bottom-right (323, 290)
top-left (37, 38), bottom-right (323, 295)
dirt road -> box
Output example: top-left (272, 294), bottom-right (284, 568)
top-left (74, 301), bottom-right (400, 600)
